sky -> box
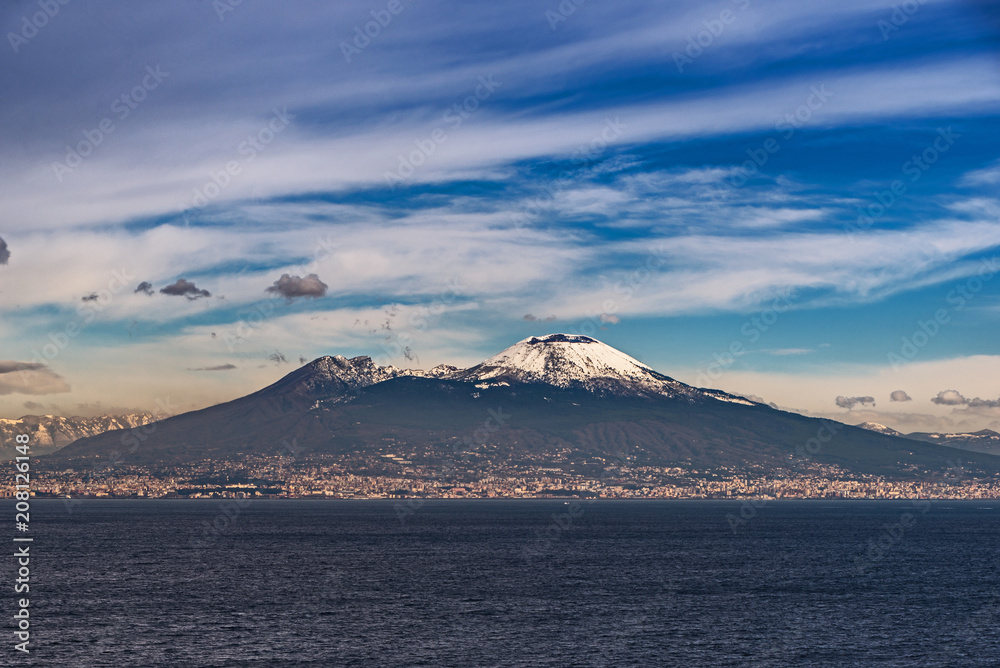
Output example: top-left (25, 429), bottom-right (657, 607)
top-left (1, 0), bottom-right (999, 434)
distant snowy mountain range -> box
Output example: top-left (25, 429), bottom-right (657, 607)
top-left (857, 422), bottom-right (1000, 455)
top-left (0, 413), bottom-right (158, 456)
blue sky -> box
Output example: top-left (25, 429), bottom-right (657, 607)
top-left (1, 0), bottom-right (999, 433)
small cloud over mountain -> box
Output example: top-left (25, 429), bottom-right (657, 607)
top-left (0, 361), bottom-right (71, 396)
top-left (266, 274), bottom-right (328, 300)
top-left (932, 390), bottom-right (967, 405)
top-left (160, 278), bottom-right (211, 300)
top-left (890, 390), bottom-right (912, 402)
top-left (835, 395), bottom-right (875, 409)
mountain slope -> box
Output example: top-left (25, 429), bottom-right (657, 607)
top-left (49, 335), bottom-right (1000, 477)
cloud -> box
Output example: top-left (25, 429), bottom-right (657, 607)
top-left (890, 390), bottom-right (912, 402)
top-left (600, 313), bottom-right (620, 324)
top-left (967, 396), bottom-right (1000, 408)
top-left (81, 293), bottom-right (99, 302)
top-left (135, 281), bottom-right (154, 296)
top-left (22, 401), bottom-right (42, 411)
top-left (187, 364), bottom-right (237, 371)
top-left (268, 352), bottom-right (288, 365)
top-left (265, 273), bottom-right (328, 300)
top-left (835, 395), bottom-right (875, 409)
top-left (523, 314), bottom-right (537, 321)
top-left (0, 361), bottom-right (71, 396)
top-left (763, 348), bottom-right (812, 356)
top-left (928, 390), bottom-right (1000, 409)
top-left (160, 278), bottom-right (211, 300)
top-left (932, 390), bottom-right (968, 405)
top-left (0, 236), bottom-right (8, 264)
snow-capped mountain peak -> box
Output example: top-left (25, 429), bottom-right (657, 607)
top-left (449, 333), bottom-right (689, 397)
top-left (856, 422), bottom-right (904, 437)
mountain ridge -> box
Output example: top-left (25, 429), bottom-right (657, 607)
top-left (46, 335), bottom-right (1000, 477)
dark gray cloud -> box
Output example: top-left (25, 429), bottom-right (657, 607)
top-left (890, 390), bottom-right (912, 402)
top-left (0, 361), bottom-right (71, 395)
top-left (81, 293), bottom-right (99, 302)
top-left (932, 390), bottom-right (967, 405)
top-left (968, 396), bottom-right (1000, 408)
top-left (0, 236), bottom-right (9, 264)
top-left (265, 274), bottom-right (328, 300)
top-left (930, 390), bottom-right (1000, 408)
top-left (523, 314), bottom-right (537, 321)
top-left (187, 364), bottom-right (237, 371)
top-left (160, 278), bottom-right (210, 300)
top-left (835, 395), bottom-right (875, 409)
top-left (0, 361), bottom-right (44, 374)
top-left (269, 352), bottom-right (288, 365)
top-left (135, 281), bottom-right (154, 296)
top-left (22, 400), bottom-right (42, 410)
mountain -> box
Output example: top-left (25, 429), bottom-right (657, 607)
top-left (856, 422), bottom-right (904, 437)
top-left (906, 429), bottom-right (1000, 456)
top-left (50, 335), bottom-right (1000, 477)
top-left (0, 413), bottom-right (159, 458)
top-left (857, 421), bottom-right (1000, 456)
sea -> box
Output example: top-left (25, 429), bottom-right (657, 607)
top-left (5, 499), bottom-right (1000, 667)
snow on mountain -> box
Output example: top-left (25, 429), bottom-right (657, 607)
top-left (445, 334), bottom-right (719, 400)
top-left (0, 413), bottom-right (159, 455)
top-left (285, 334), bottom-right (762, 404)
top-left (856, 422), bottom-right (904, 437)
top-left (902, 429), bottom-right (1000, 455)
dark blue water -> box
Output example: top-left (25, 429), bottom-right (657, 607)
top-left (5, 499), bottom-right (1000, 666)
